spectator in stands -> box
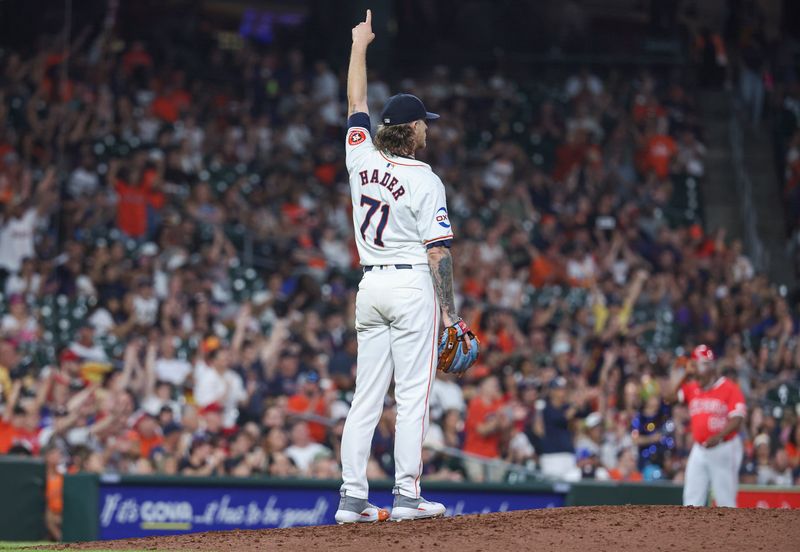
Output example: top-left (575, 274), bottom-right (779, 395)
top-left (194, 347), bottom-right (246, 429)
top-left (0, 169), bottom-right (56, 277)
top-left (532, 377), bottom-right (582, 482)
top-left (463, 375), bottom-right (509, 482)
top-left (430, 371), bottom-right (466, 422)
top-left (0, 295), bottom-right (40, 343)
top-left (286, 371), bottom-right (329, 443)
top-left (153, 334), bottom-right (192, 386)
top-left (4, 257), bottom-right (41, 297)
top-left (631, 394), bottom-right (671, 472)
top-left (639, 118), bottom-right (677, 180)
top-left (179, 435), bottom-right (223, 476)
top-left (0, 379), bottom-right (22, 454)
top-left (267, 451), bottom-right (299, 478)
top-left (68, 324), bottom-right (109, 363)
top-left (608, 448), bottom-right (643, 482)
top-left (43, 443), bottom-right (64, 541)
top-left (225, 430), bottom-right (265, 477)
top-left (150, 422), bottom-right (183, 473)
top-left (565, 66), bottom-right (604, 100)
top-left (754, 433), bottom-right (773, 484)
top-left (575, 411), bottom-right (604, 459)
top-left (285, 421), bottom-right (330, 475)
top-left (757, 444), bottom-right (793, 487)
top-left (786, 423), bottom-right (800, 470)
top-left (132, 413), bottom-right (163, 460)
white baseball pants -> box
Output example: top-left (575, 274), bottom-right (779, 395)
top-left (683, 435), bottom-right (743, 507)
top-left (340, 265), bottom-right (438, 499)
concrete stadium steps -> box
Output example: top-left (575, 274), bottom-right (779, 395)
top-left (740, 125), bottom-right (794, 287)
top-left (698, 90), bottom-right (795, 288)
top-left (698, 90), bottom-right (744, 242)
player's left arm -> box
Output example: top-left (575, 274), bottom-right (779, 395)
top-left (421, 175), bottom-right (478, 376)
top-left (704, 382), bottom-right (746, 448)
top-left (347, 9), bottom-right (374, 117)
top-left (427, 245), bottom-right (459, 327)
top-left (421, 177), bottom-right (458, 326)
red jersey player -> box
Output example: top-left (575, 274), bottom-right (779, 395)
top-left (668, 344), bottom-right (746, 507)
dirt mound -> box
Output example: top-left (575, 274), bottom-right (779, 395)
top-left (48, 505), bottom-right (800, 552)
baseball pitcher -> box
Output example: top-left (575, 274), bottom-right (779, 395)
top-left (669, 345), bottom-right (746, 507)
top-left (335, 9), bottom-right (479, 524)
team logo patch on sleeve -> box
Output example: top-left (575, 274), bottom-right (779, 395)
top-left (348, 129), bottom-right (366, 146)
top-left (436, 207), bottom-right (450, 228)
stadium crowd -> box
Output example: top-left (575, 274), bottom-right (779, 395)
top-left (1, 24), bottom-right (800, 538)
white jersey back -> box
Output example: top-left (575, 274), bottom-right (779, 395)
top-left (345, 121), bottom-right (453, 266)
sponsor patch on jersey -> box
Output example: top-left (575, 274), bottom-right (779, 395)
top-left (348, 129), bottom-right (366, 146)
top-left (436, 207), bottom-right (450, 228)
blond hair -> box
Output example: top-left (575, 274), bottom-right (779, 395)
top-left (373, 123), bottom-right (416, 158)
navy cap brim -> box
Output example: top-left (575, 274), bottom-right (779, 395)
top-left (425, 112), bottom-right (440, 120)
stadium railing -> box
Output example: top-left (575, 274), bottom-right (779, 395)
top-left (730, 97), bottom-right (767, 272)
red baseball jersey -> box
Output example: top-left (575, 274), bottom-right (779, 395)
top-left (680, 377), bottom-right (746, 445)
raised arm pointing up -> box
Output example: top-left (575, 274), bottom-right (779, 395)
top-left (347, 9), bottom-right (374, 116)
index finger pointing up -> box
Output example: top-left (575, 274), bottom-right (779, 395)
top-left (365, 9), bottom-right (372, 25)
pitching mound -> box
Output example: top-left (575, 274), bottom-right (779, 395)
top-left (49, 505), bottom-right (799, 552)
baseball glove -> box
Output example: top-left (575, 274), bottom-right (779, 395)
top-left (437, 319), bottom-right (480, 375)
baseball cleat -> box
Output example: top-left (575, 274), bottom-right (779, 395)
top-left (389, 494), bottom-right (446, 521)
top-left (335, 494), bottom-right (390, 524)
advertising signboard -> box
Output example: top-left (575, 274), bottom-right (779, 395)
top-left (96, 482), bottom-right (565, 540)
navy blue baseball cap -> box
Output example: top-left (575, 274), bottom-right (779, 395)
top-left (380, 94), bottom-right (439, 126)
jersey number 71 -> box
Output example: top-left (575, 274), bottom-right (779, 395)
top-left (359, 195), bottom-right (389, 247)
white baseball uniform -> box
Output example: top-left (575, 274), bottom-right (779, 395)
top-left (340, 113), bottom-right (453, 500)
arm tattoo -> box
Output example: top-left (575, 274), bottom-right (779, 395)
top-left (428, 248), bottom-right (458, 325)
